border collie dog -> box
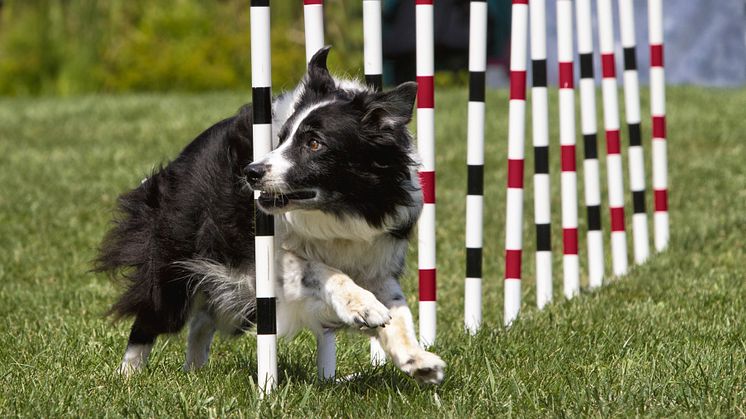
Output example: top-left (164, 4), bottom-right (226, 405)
top-left (95, 48), bottom-right (445, 385)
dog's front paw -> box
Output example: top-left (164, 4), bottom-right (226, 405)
top-left (401, 351), bottom-right (445, 385)
top-left (332, 288), bottom-right (391, 330)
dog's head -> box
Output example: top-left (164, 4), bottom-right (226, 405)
top-left (245, 47), bottom-right (419, 227)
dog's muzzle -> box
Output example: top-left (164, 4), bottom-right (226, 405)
top-left (244, 162), bottom-right (268, 188)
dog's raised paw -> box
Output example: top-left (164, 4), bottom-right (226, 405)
top-left (402, 351), bottom-right (445, 385)
top-left (332, 288), bottom-right (391, 329)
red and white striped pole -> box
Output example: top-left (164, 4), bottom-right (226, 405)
top-left (504, 0), bottom-right (528, 326)
top-left (529, 0), bottom-right (553, 309)
top-left (363, 0), bottom-right (387, 364)
top-left (416, 0), bottom-right (436, 347)
top-left (597, 0), bottom-right (628, 276)
top-left (648, 0), bottom-right (669, 251)
top-left (575, 0), bottom-right (604, 288)
top-left (557, 0), bottom-right (579, 299)
top-left (464, 0), bottom-right (487, 335)
top-left (618, 0), bottom-right (650, 264)
top-left (304, 0), bottom-right (325, 64)
top-left (250, 0), bottom-right (278, 396)
top-left (303, 0), bottom-right (336, 381)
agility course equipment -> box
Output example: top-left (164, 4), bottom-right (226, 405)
top-left (503, 0), bottom-right (528, 326)
top-left (502, 0), bottom-right (670, 325)
top-left (416, 0), bottom-right (437, 347)
top-left (649, 0), bottom-right (670, 252)
top-left (464, 0), bottom-right (487, 335)
top-left (250, 0), bottom-right (277, 396)
top-left (363, 0), bottom-right (388, 365)
top-left (302, 0), bottom-right (337, 382)
top-left (247, 0), bottom-right (671, 389)
top-left (597, 0), bottom-right (629, 277)
top-left (363, 0), bottom-right (384, 91)
top-left (529, 0), bottom-right (552, 311)
top-left (619, 0), bottom-right (650, 264)
top-left (557, 0), bottom-right (580, 299)
top-left (575, 0), bottom-right (604, 289)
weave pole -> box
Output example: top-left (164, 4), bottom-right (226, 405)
top-left (363, 0), bottom-right (383, 91)
top-left (575, 0), bottom-right (604, 288)
top-left (504, 0), bottom-right (528, 326)
top-left (529, 0), bottom-right (552, 309)
top-left (302, 0), bottom-right (336, 381)
top-left (618, 0), bottom-right (650, 264)
top-left (648, 0), bottom-right (669, 251)
top-left (597, 0), bottom-right (628, 276)
top-left (250, 0), bottom-right (278, 396)
top-left (557, 0), bottom-right (579, 299)
top-left (464, 0), bottom-right (487, 335)
top-left (416, 0), bottom-right (436, 347)
top-left (363, 0), bottom-right (387, 364)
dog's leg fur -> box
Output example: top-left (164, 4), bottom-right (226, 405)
top-left (371, 279), bottom-right (445, 384)
top-left (117, 321), bottom-right (156, 377)
top-left (183, 309), bottom-right (217, 371)
top-left (278, 251), bottom-right (392, 333)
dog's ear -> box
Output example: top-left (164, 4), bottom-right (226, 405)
top-left (305, 46), bottom-right (335, 95)
top-left (362, 81), bottom-right (418, 129)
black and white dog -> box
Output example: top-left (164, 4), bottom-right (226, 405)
top-left (95, 48), bottom-right (445, 384)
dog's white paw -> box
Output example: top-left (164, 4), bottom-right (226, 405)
top-left (401, 351), bottom-right (445, 385)
top-left (116, 343), bottom-right (152, 378)
top-left (116, 360), bottom-right (144, 378)
top-left (332, 288), bottom-right (391, 329)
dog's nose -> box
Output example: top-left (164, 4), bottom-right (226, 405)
top-left (244, 162), bottom-right (268, 185)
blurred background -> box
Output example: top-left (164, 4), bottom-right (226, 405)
top-left (0, 0), bottom-right (744, 96)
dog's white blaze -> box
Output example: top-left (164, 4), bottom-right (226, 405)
top-left (260, 100), bottom-right (336, 183)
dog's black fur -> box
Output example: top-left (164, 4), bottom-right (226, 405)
top-left (94, 110), bottom-right (256, 343)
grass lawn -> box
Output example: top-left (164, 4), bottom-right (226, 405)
top-left (1, 86), bottom-right (745, 417)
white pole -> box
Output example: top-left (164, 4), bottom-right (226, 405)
top-left (250, 0), bottom-right (278, 396)
top-left (618, 0), bottom-right (650, 264)
top-left (648, 0), bottom-right (669, 251)
top-left (302, 0), bottom-right (336, 382)
top-left (575, 0), bottom-right (604, 289)
top-left (416, 0), bottom-right (437, 347)
top-left (363, 0), bottom-right (387, 363)
top-left (530, 0), bottom-right (553, 309)
top-left (464, 0), bottom-right (487, 334)
top-left (557, 0), bottom-right (579, 299)
top-left (597, 0), bottom-right (629, 276)
top-left (504, 0), bottom-right (529, 326)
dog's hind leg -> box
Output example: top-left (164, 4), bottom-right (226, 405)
top-left (184, 309), bottom-right (217, 371)
top-left (371, 279), bottom-right (445, 385)
top-left (117, 319), bottom-right (156, 377)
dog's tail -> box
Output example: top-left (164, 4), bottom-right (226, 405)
top-left (93, 168), bottom-right (187, 326)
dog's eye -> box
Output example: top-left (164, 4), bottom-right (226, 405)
top-left (308, 139), bottom-right (322, 151)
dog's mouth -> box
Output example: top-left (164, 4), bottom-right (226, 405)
top-left (257, 189), bottom-right (317, 209)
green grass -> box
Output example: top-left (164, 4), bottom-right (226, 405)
top-left (1, 86), bottom-right (745, 417)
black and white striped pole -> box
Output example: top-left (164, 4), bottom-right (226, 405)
top-left (575, 0), bottom-right (604, 288)
top-left (529, 0), bottom-right (553, 309)
top-left (464, 0), bottom-right (487, 335)
top-left (250, 0), bottom-right (278, 396)
top-left (618, 0), bottom-right (650, 264)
